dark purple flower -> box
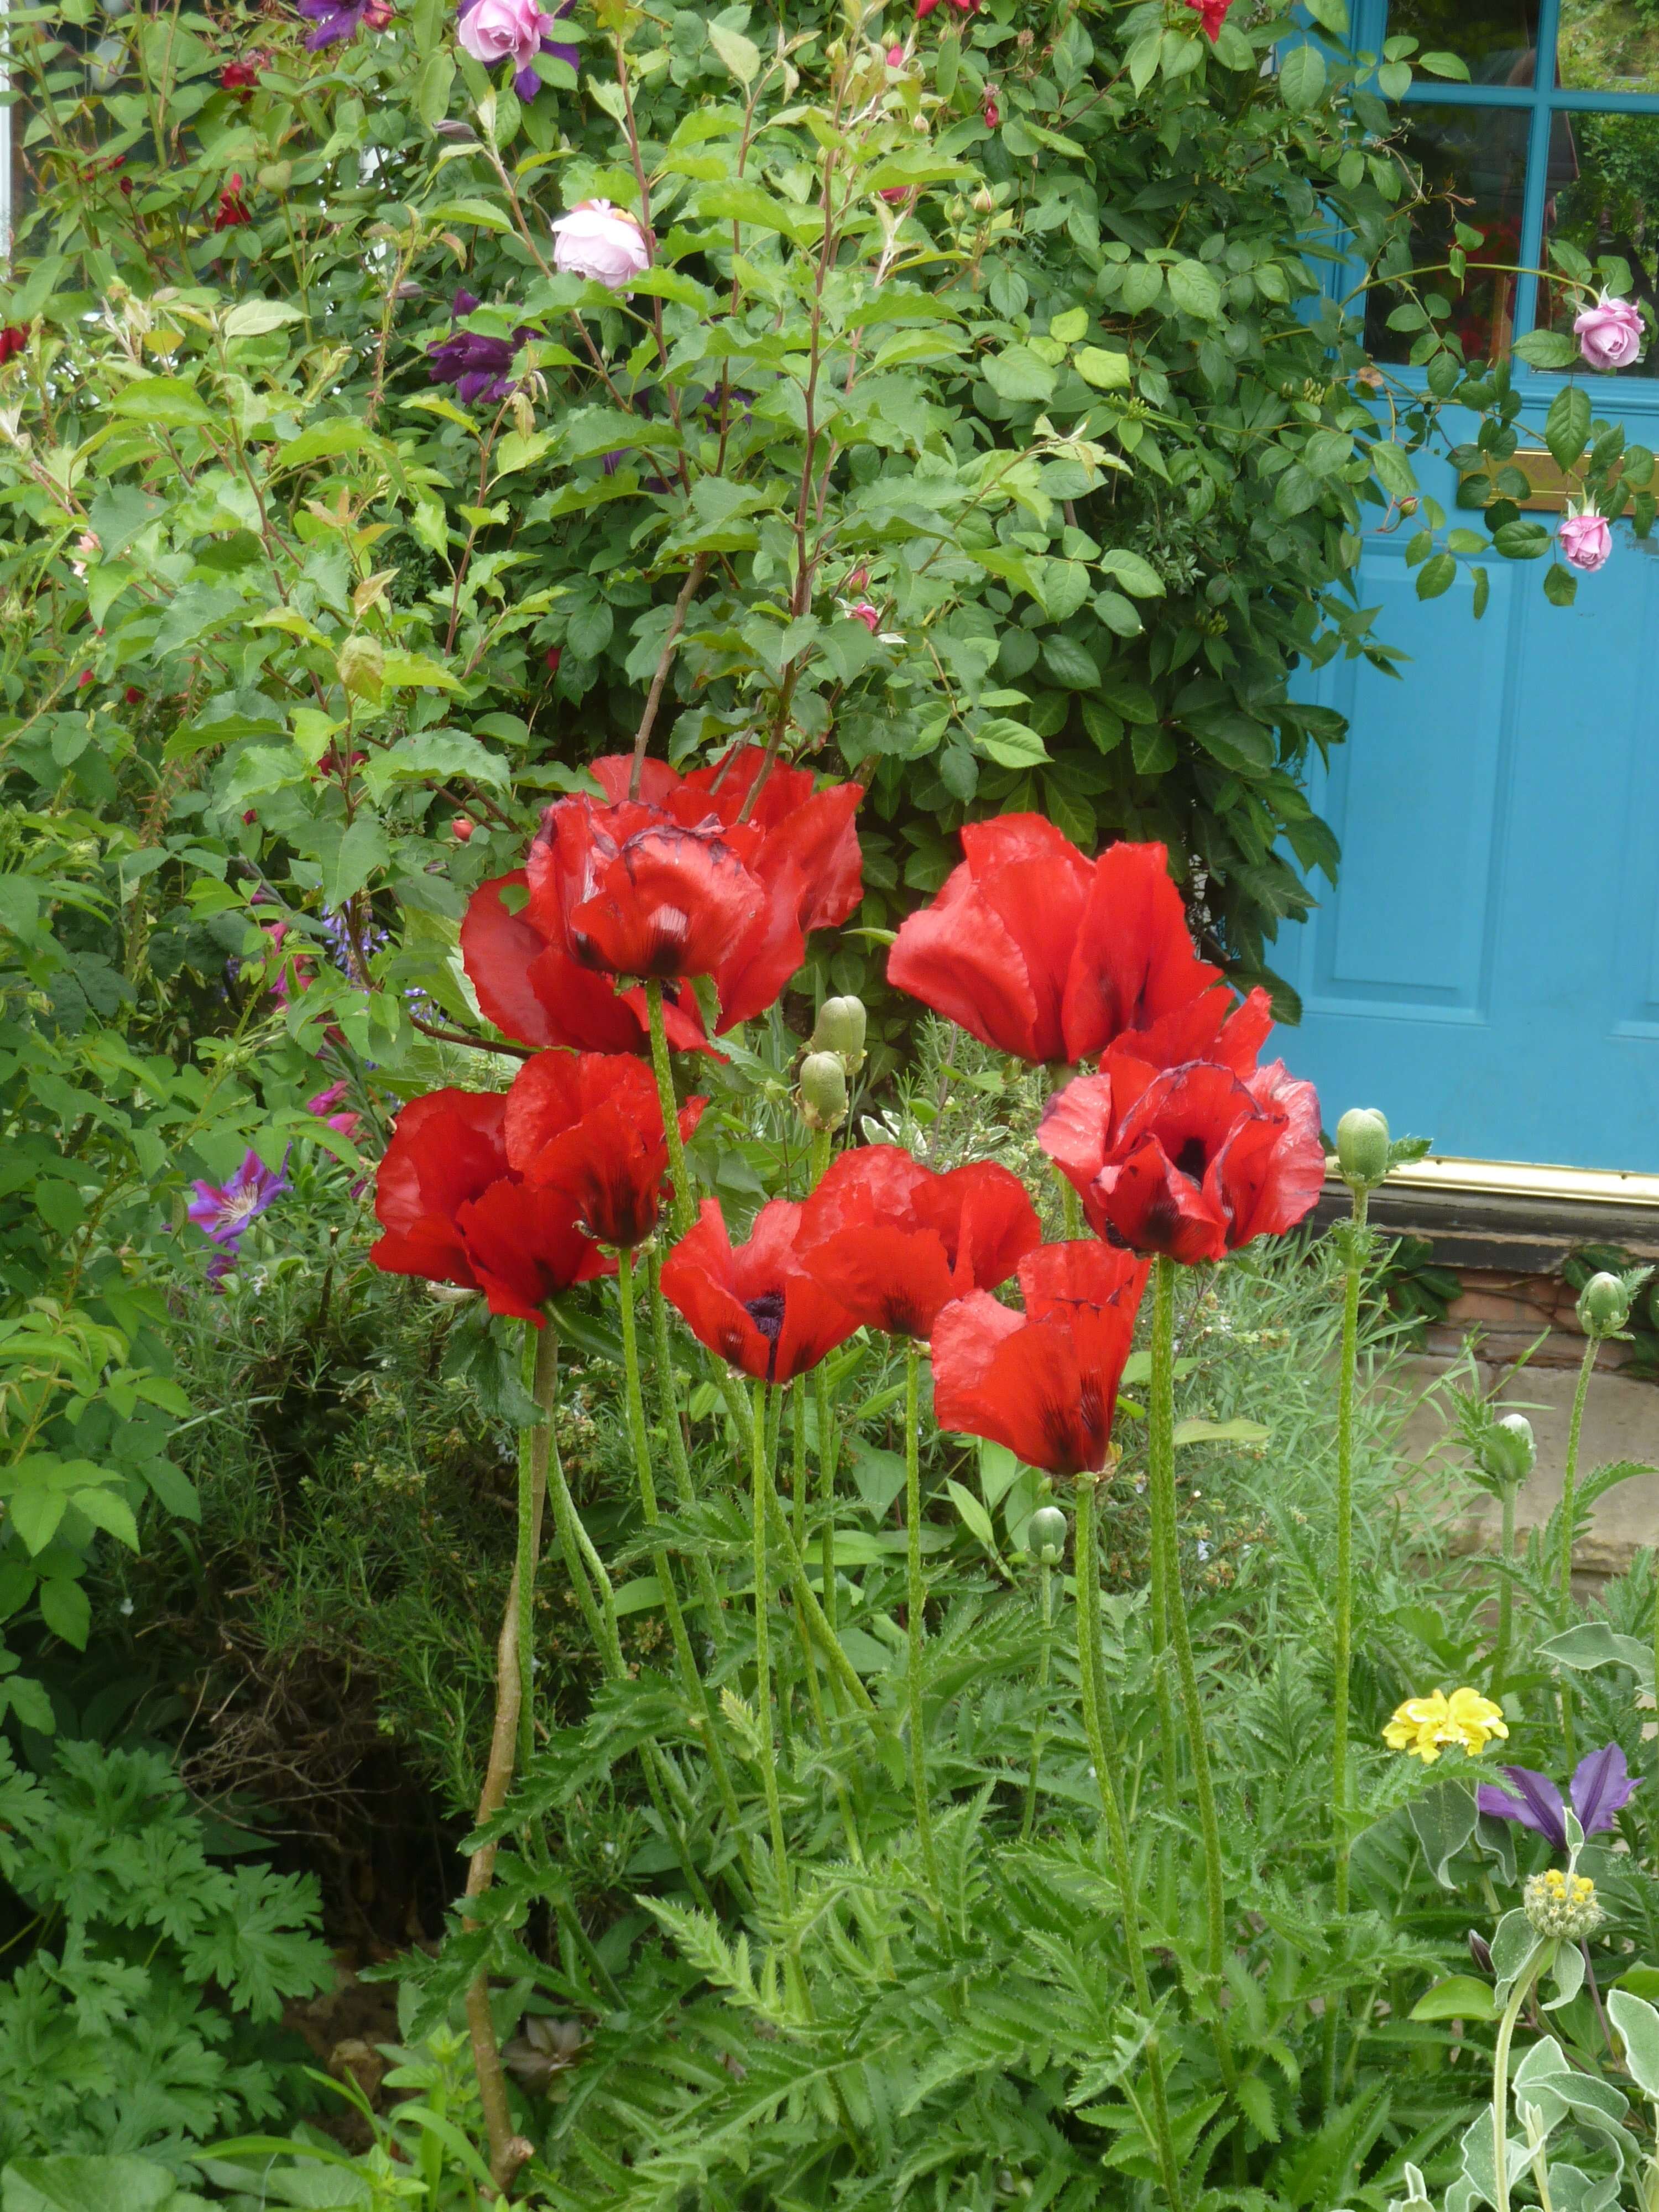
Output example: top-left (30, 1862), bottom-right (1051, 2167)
top-left (187, 1150), bottom-right (290, 1246)
top-left (296, 0), bottom-right (392, 46)
top-left (1477, 1742), bottom-right (1640, 1850)
top-left (452, 288), bottom-right (481, 317)
top-left (426, 297), bottom-right (539, 406)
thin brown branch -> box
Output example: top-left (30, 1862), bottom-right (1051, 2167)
top-left (628, 556), bottom-right (709, 797)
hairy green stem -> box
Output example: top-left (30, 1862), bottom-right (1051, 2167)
top-left (817, 1362), bottom-right (840, 1633)
top-left (645, 978), bottom-right (695, 1238)
top-left (1561, 1332), bottom-right (1598, 1616)
top-left (1020, 1559), bottom-right (1054, 1844)
top-left (904, 1344), bottom-right (940, 1889)
top-left (1495, 1483), bottom-right (1515, 1699)
top-left (647, 1252), bottom-right (727, 1643)
top-left (1150, 1256), bottom-right (1227, 1987)
top-left (618, 1250), bottom-right (753, 1886)
top-left (1076, 1474), bottom-right (1185, 2212)
top-left (1331, 1189), bottom-right (1367, 1914)
top-left (752, 1381), bottom-right (792, 1903)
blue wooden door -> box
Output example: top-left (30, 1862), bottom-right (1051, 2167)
top-left (1279, 0), bottom-right (1659, 1171)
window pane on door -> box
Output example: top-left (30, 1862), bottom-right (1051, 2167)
top-left (1535, 109), bottom-right (1659, 372)
top-left (1557, 0), bottom-right (1659, 93)
top-left (1366, 106), bottom-right (1532, 364)
top-left (1381, 0), bottom-right (1540, 84)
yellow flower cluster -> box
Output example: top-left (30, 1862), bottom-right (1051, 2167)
top-left (1383, 1687), bottom-right (1509, 1764)
top-left (1524, 1867), bottom-right (1603, 1939)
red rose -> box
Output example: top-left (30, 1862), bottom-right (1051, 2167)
top-left (0, 326), bottom-right (29, 366)
top-left (931, 1241), bottom-right (1149, 1476)
top-left (1186, 0), bottom-right (1233, 39)
top-left (220, 56), bottom-right (264, 91)
top-left (214, 176), bottom-right (252, 231)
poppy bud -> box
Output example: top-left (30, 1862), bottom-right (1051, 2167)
top-left (1335, 1106), bottom-right (1390, 1190)
top-left (811, 994), bottom-right (867, 1075)
top-left (1027, 1504), bottom-right (1067, 1564)
top-left (1578, 1270), bottom-right (1629, 1337)
top-left (1495, 1411), bottom-right (1536, 1472)
top-left (798, 1050), bottom-right (849, 1134)
top-left (453, 816), bottom-right (474, 843)
top-left (337, 633), bottom-right (384, 705)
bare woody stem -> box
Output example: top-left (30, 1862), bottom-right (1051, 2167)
top-left (629, 555), bottom-right (710, 799)
top-left (462, 1316), bottom-right (558, 2195)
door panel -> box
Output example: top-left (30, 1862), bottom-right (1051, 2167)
top-left (1278, 430), bottom-right (1659, 1170)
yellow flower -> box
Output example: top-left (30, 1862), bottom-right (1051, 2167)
top-left (1382, 1687), bottom-right (1509, 1764)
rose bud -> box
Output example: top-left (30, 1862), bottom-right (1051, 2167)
top-left (453, 816), bottom-right (475, 842)
top-left (544, 645), bottom-right (562, 675)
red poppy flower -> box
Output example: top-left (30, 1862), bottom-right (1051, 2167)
top-left (214, 175), bottom-right (252, 230)
top-left (1186, 0), bottom-right (1232, 39)
top-left (503, 1049), bottom-right (705, 1249)
top-left (1039, 1046), bottom-right (1324, 1265)
top-left (660, 1198), bottom-right (858, 1383)
top-left (931, 1242), bottom-right (1149, 1476)
top-left (801, 1143), bottom-right (1041, 1338)
top-left (0, 325), bottom-right (29, 366)
top-left (546, 795), bottom-right (757, 982)
top-left (888, 820), bottom-right (1230, 1067)
top-left (370, 1088), bottom-right (611, 1323)
top-left (460, 870), bottom-right (711, 1057)
top-left (588, 747), bottom-right (864, 1029)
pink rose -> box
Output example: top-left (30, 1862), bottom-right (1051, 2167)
top-left (885, 41), bottom-right (904, 63)
top-left (848, 602), bottom-right (880, 633)
top-left (550, 199), bottom-right (650, 291)
top-left (1574, 290), bottom-right (1644, 373)
top-left (457, 0), bottom-right (550, 67)
top-left (1559, 510), bottom-right (1613, 573)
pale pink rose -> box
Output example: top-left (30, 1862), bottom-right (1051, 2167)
top-left (1560, 509), bottom-right (1613, 572)
top-left (457, 0), bottom-right (549, 66)
top-left (1574, 290), bottom-right (1644, 372)
top-left (550, 199), bottom-right (650, 290)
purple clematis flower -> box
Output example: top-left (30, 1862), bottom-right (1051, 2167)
top-left (296, 0), bottom-right (393, 47)
top-left (187, 1150), bottom-right (291, 1248)
top-left (427, 294), bottom-right (538, 405)
top-left (1477, 1742), bottom-right (1640, 1850)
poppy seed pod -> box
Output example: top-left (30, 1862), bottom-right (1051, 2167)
top-left (1335, 1106), bottom-right (1390, 1190)
top-left (1027, 1504), bottom-right (1067, 1564)
top-left (1578, 1270), bottom-right (1629, 1337)
top-left (337, 633), bottom-right (384, 705)
top-left (811, 994), bottom-right (867, 1074)
top-left (798, 1050), bottom-right (849, 1134)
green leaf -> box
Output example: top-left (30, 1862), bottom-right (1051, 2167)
top-left (1172, 1416), bottom-right (1268, 1446)
top-left (108, 377), bottom-right (213, 427)
top-left (1050, 307), bottom-right (1088, 344)
top-left (1278, 43), bottom-right (1328, 112)
top-left (1408, 1777), bottom-right (1477, 1887)
top-left (1545, 382), bottom-right (1592, 473)
top-left (1411, 1975), bottom-right (1498, 2023)
top-left (1493, 519), bottom-right (1552, 559)
top-left (9, 1488), bottom-right (66, 1555)
top-left (1417, 49), bottom-right (1471, 78)
top-left (326, 817), bottom-right (390, 905)
top-left (222, 299), bottom-right (303, 340)
top-left (972, 717), bottom-right (1049, 769)
top-left (1166, 259), bottom-right (1223, 321)
top-left (1513, 328), bottom-right (1577, 370)
top-left (1415, 552), bottom-right (1457, 599)
top-left (38, 1575), bottom-right (90, 1649)
top-left (2, 2157), bottom-right (191, 2212)
top-left (945, 1479), bottom-right (1003, 1562)
top-left (1098, 547), bottom-right (1165, 598)
top-left (1073, 346), bottom-right (1132, 389)
top-left (1609, 1990), bottom-right (1659, 2097)
top-left (707, 20), bottom-right (760, 84)
top-left (1540, 1620), bottom-right (1655, 1686)
top-left (361, 729), bottom-right (509, 799)
top-left (1040, 634), bottom-right (1100, 690)
top-left (416, 45), bottom-right (455, 124)
top-left (983, 346), bottom-right (1058, 404)
top-left (1543, 561), bottom-right (1578, 607)
top-left (70, 1486), bottom-right (139, 1549)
